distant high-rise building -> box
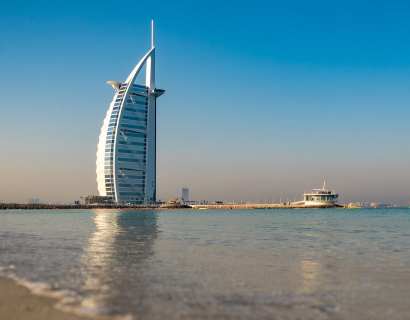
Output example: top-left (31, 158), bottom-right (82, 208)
top-left (28, 199), bottom-right (39, 204)
top-left (182, 187), bottom-right (189, 201)
top-left (96, 21), bottom-right (165, 204)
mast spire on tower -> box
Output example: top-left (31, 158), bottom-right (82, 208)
top-left (151, 20), bottom-right (154, 48)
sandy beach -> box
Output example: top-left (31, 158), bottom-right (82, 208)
top-left (0, 276), bottom-right (90, 320)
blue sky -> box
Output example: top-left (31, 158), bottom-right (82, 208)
top-left (0, 0), bottom-right (409, 204)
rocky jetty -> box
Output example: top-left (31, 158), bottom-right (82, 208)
top-left (159, 203), bottom-right (191, 209)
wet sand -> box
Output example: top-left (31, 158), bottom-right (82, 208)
top-left (0, 276), bottom-right (91, 320)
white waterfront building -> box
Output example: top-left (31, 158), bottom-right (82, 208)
top-left (96, 21), bottom-right (165, 204)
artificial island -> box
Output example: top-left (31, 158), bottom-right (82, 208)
top-left (93, 22), bottom-right (343, 210)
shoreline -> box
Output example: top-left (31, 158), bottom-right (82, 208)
top-left (1, 203), bottom-right (346, 210)
top-left (2, 203), bottom-right (405, 210)
top-left (0, 276), bottom-right (90, 320)
top-left (0, 275), bottom-right (131, 320)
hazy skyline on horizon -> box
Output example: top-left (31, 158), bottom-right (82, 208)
top-left (1, 0), bottom-right (409, 205)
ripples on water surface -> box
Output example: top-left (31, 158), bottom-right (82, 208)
top-left (0, 209), bottom-right (409, 319)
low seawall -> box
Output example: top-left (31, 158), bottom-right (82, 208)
top-left (0, 203), bottom-right (161, 210)
top-left (0, 203), bottom-right (344, 210)
top-left (192, 204), bottom-right (343, 209)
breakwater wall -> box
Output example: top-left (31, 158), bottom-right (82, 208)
top-left (0, 203), bottom-right (161, 210)
top-left (192, 204), bottom-right (343, 209)
top-left (0, 203), bottom-right (343, 210)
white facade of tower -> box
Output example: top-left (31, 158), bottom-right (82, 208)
top-left (96, 22), bottom-right (165, 204)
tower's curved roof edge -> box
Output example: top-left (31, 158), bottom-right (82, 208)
top-left (124, 47), bottom-right (155, 85)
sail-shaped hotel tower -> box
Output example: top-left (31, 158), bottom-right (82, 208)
top-left (96, 21), bottom-right (165, 204)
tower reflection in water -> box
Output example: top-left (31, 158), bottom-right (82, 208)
top-left (79, 209), bottom-right (158, 314)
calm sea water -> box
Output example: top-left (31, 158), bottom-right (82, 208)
top-left (0, 209), bottom-right (409, 319)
